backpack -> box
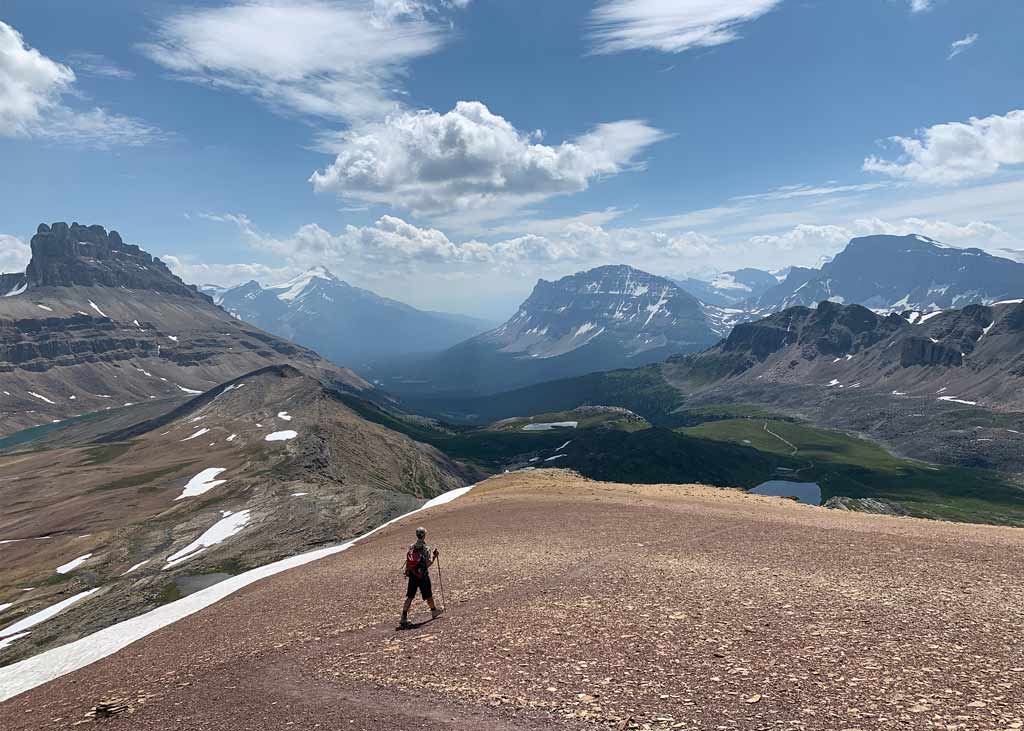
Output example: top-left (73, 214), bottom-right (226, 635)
top-left (404, 545), bottom-right (426, 578)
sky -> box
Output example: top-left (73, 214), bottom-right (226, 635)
top-left (1, 0), bottom-right (1022, 320)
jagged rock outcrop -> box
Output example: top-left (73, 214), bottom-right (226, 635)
top-left (823, 496), bottom-right (911, 516)
top-left (25, 222), bottom-right (205, 299)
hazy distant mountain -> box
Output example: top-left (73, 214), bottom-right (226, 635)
top-left (746, 235), bottom-right (1024, 316)
top-left (676, 268), bottom-right (779, 307)
top-left (386, 264), bottom-right (718, 395)
top-left (212, 267), bottom-right (493, 367)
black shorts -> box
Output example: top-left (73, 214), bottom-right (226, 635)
top-left (406, 573), bottom-right (433, 600)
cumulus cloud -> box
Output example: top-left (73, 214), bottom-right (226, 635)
top-left (0, 21), bottom-right (160, 145)
top-left (947, 33), bottom-right (978, 60)
top-left (587, 0), bottom-right (782, 55)
top-left (864, 109), bottom-right (1024, 184)
top-left (0, 235), bottom-right (31, 274)
top-left (0, 21), bottom-right (74, 136)
top-left (141, 0), bottom-right (454, 123)
top-left (310, 101), bottom-right (668, 217)
top-left (162, 254), bottom-right (296, 288)
top-left (909, 0), bottom-right (932, 12)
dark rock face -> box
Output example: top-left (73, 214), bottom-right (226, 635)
top-left (900, 337), bottom-right (964, 367)
top-left (722, 301), bottom-right (905, 362)
top-left (26, 222), bottom-right (206, 299)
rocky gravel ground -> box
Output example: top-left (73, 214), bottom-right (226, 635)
top-left (2, 469), bottom-right (1023, 730)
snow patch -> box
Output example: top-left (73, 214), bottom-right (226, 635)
top-left (122, 560), bottom-right (149, 576)
top-left (556, 440), bottom-right (572, 451)
top-left (522, 421), bottom-right (578, 431)
top-left (176, 385), bottom-right (203, 395)
top-left (917, 311), bottom-right (943, 324)
top-left (544, 454), bottom-right (567, 462)
top-left (88, 301), bottom-right (108, 318)
top-left (291, 492), bottom-right (309, 497)
top-left (3, 281), bottom-right (27, 298)
top-left (55, 554), bottom-right (93, 574)
top-left (226, 434), bottom-right (237, 442)
top-left (165, 510), bottom-right (251, 568)
top-left (265, 430), bottom-right (298, 442)
top-left (176, 468), bottom-right (228, 500)
top-left (938, 396), bottom-right (977, 406)
top-left (28, 392), bottom-right (56, 405)
top-left (182, 428), bottom-right (210, 442)
top-left (277, 411), bottom-right (292, 421)
top-left (0, 590), bottom-right (99, 642)
top-left (36, 304), bottom-right (53, 312)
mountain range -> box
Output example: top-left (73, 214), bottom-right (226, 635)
top-left (733, 234), bottom-right (1024, 318)
top-left (380, 264), bottom-right (720, 396)
top-left (207, 268), bottom-right (493, 368)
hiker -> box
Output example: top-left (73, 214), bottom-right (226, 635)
top-left (400, 526), bottom-right (444, 627)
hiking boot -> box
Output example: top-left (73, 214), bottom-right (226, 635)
top-left (399, 615), bottom-right (411, 628)
top-left (431, 607), bottom-right (445, 619)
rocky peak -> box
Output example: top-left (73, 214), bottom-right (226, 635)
top-left (25, 222), bottom-right (206, 299)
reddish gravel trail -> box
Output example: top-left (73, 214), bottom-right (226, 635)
top-left (2, 470), bottom-right (1023, 730)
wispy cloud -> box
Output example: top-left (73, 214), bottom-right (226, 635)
top-left (140, 0), bottom-right (456, 124)
top-left (864, 109), bottom-right (1024, 184)
top-left (909, 0), bottom-right (932, 13)
top-left (587, 0), bottom-right (783, 55)
top-left (731, 181), bottom-right (891, 203)
top-left (0, 21), bottom-right (160, 146)
top-left (66, 52), bottom-right (135, 80)
top-left (947, 33), bottom-right (979, 60)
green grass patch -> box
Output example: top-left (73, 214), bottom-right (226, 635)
top-left (155, 583), bottom-right (183, 605)
top-left (683, 418), bottom-right (1024, 526)
top-left (77, 442), bottom-right (134, 466)
top-left (90, 463), bottom-right (195, 493)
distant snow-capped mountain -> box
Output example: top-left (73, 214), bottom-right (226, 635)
top-left (746, 235), bottom-right (1024, 317)
top-left (387, 264), bottom-right (718, 396)
top-left (212, 267), bottom-right (493, 367)
top-left (676, 268), bottom-right (779, 308)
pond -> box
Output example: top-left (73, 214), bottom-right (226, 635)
top-left (751, 480), bottom-right (822, 505)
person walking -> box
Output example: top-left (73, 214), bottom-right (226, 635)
top-left (400, 526), bottom-right (444, 628)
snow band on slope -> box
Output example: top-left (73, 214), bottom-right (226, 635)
top-left (0, 483), bottom-right (477, 703)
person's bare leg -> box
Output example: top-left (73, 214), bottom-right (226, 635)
top-left (427, 597), bottom-right (437, 610)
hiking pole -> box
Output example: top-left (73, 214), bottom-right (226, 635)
top-left (436, 554), bottom-right (446, 609)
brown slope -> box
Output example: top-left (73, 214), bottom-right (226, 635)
top-left (0, 365), bottom-right (476, 667)
top-left (3, 470), bottom-right (1022, 730)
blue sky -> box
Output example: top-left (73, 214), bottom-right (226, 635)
top-left (2, 0), bottom-right (1022, 319)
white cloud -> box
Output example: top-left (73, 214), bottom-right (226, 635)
top-left (947, 33), bottom-right (978, 60)
top-left (162, 254), bottom-right (296, 288)
top-left (909, 0), bottom-right (932, 12)
top-left (730, 181), bottom-right (891, 203)
top-left (0, 21), bottom-right (74, 136)
top-left (141, 0), bottom-right (453, 123)
top-left (66, 52), bottom-right (135, 80)
top-left (310, 100), bottom-right (668, 218)
top-left (0, 21), bottom-right (160, 146)
top-left (864, 109), bottom-right (1024, 184)
top-left (0, 235), bottom-right (31, 274)
top-left (587, 0), bottom-right (782, 55)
